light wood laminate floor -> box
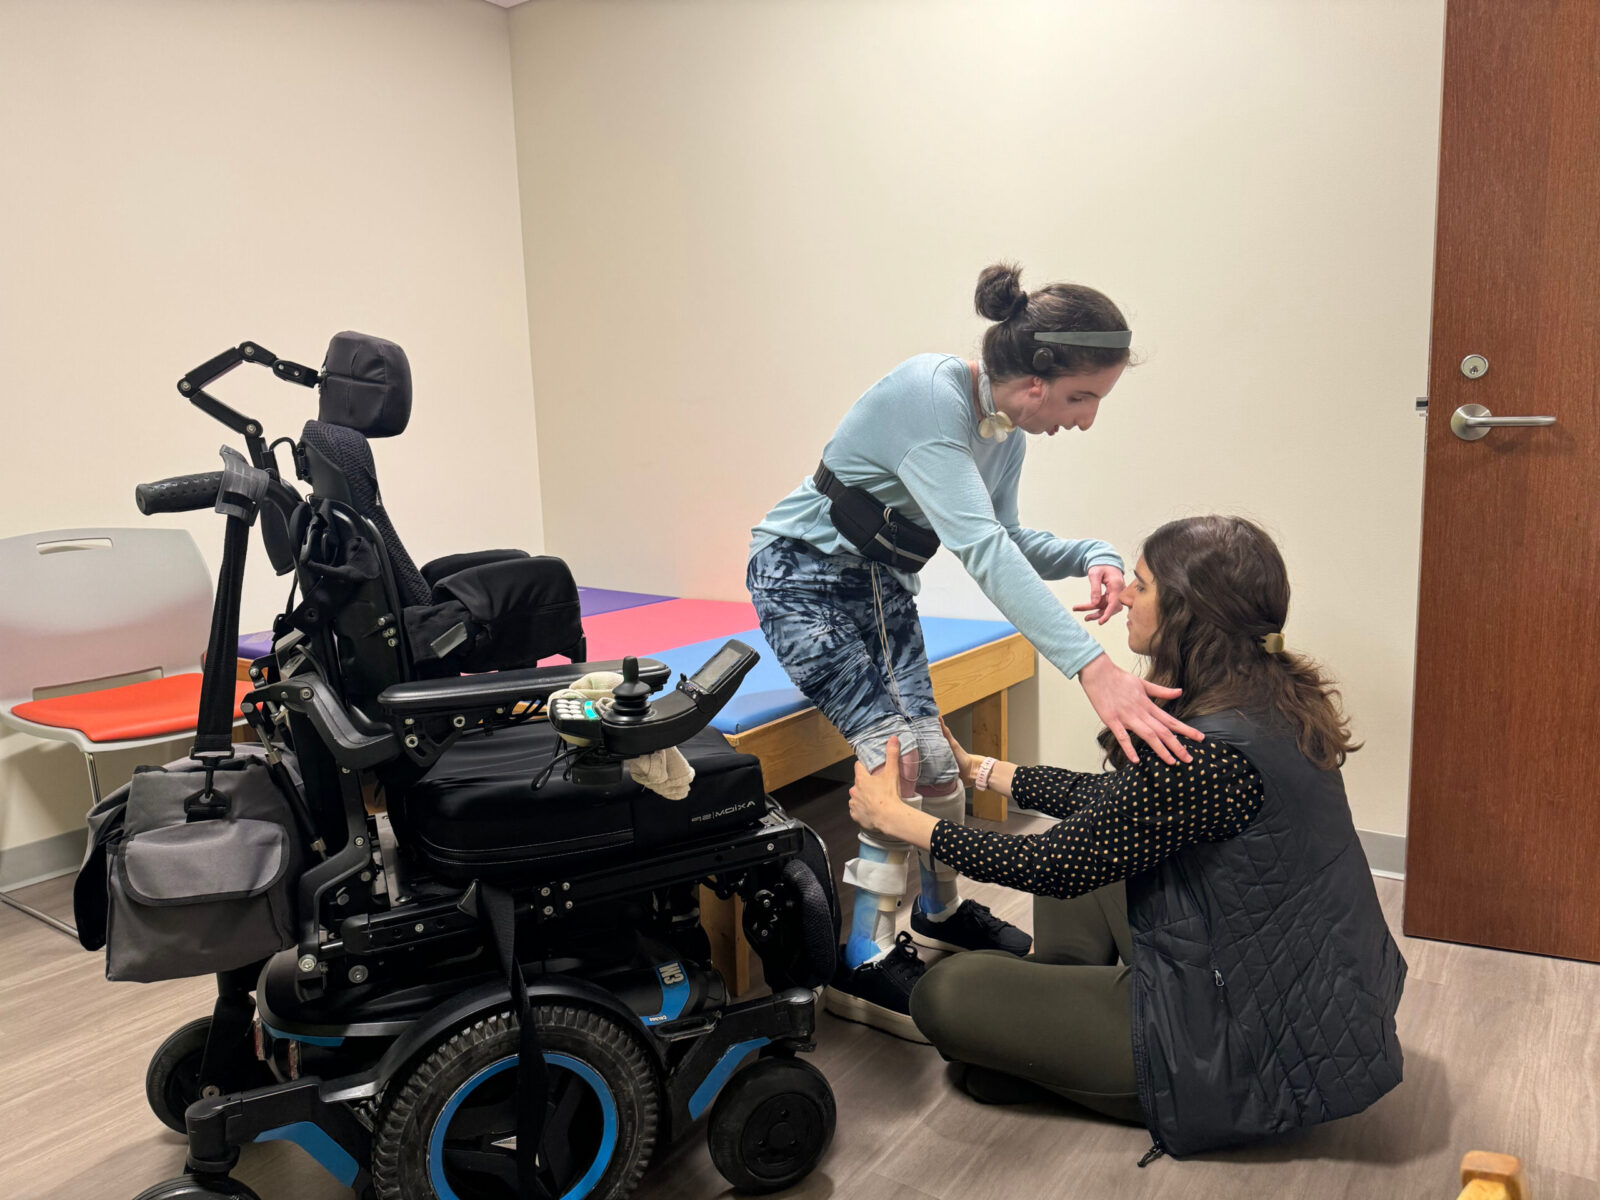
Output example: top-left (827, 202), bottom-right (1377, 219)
top-left (2, 779), bottom-right (1596, 1200)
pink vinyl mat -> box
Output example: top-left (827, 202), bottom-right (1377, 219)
top-left (574, 598), bottom-right (760, 663)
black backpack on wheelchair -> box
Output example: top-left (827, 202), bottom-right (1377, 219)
top-left (83, 333), bottom-right (840, 1200)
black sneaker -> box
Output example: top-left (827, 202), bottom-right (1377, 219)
top-left (823, 931), bottom-right (930, 1043)
top-left (910, 899), bottom-right (1032, 956)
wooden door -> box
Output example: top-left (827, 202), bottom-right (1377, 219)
top-left (1405, 0), bottom-right (1600, 961)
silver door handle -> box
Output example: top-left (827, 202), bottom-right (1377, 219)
top-left (1450, 403), bottom-right (1557, 441)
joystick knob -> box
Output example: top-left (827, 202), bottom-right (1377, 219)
top-left (611, 655), bottom-right (652, 716)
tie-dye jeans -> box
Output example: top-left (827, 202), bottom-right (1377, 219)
top-left (749, 537), bottom-right (966, 964)
top-left (746, 537), bottom-right (958, 784)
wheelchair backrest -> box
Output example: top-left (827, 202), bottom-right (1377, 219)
top-left (299, 420), bottom-right (431, 610)
top-left (297, 332), bottom-right (430, 610)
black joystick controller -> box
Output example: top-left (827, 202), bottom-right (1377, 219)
top-left (610, 656), bottom-right (653, 721)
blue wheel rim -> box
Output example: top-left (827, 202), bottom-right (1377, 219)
top-left (428, 1052), bottom-right (618, 1200)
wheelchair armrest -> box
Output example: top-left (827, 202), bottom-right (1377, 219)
top-left (419, 548), bottom-right (528, 591)
top-left (420, 555), bottom-right (585, 671)
top-left (377, 658), bottom-right (671, 719)
top-left (247, 676), bottom-right (399, 769)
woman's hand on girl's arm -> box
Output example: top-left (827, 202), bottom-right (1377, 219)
top-left (850, 737), bottom-right (938, 852)
top-left (1076, 653), bottom-right (1204, 766)
top-left (1072, 564), bottom-right (1127, 625)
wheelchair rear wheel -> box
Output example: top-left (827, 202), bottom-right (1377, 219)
top-left (371, 1005), bottom-right (659, 1200)
top-left (707, 1055), bottom-right (836, 1193)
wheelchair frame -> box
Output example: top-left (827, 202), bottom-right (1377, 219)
top-left (124, 338), bottom-right (838, 1200)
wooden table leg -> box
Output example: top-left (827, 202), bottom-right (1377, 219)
top-left (970, 688), bottom-right (1009, 823)
top-left (698, 885), bottom-right (751, 997)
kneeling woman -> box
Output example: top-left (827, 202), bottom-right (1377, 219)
top-left (847, 515), bottom-right (1407, 1159)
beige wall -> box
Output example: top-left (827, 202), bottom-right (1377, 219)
top-left (0, 0), bottom-right (539, 854)
top-left (0, 0), bottom-right (1447, 864)
top-left (511, 0), bottom-right (1446, 837)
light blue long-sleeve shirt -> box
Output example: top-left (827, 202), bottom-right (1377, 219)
top-left (750, 353), bottom-right (1122, 680)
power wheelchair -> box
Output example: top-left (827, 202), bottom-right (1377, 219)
top-left (107, 333), bottom-right (840, 1200)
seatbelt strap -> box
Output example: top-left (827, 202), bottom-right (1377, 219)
top-left (480, 882), bottom-right (552, 1200)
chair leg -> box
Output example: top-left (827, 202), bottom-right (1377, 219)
top-left (0, 889), bottom-right (78, 938)
top-left (0, 753), bottom-right (98, 939)
top-left (84, 752), bottom-right (103, 807)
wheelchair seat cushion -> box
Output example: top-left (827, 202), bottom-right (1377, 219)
top-left (399, 720), bottom-right (769, 882)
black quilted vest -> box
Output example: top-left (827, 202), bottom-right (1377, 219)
top-left (1126, 710), bottom-right (1407, 1157)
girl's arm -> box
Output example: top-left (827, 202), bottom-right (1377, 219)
top-left (895, 437), bottom-right (1108, 682)
top-left (989, 449), bottom-right (1123, 581)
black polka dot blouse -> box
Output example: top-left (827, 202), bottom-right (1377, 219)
top-left (929, 738), bottom-right (1264, 899)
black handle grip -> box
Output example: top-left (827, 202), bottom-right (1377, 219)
top-left (135, 471), bottom-right (224, 515)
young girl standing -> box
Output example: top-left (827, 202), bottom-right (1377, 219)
top-left (748, 263), bottom-right (1199, 1039)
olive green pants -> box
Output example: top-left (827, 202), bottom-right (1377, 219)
top-left (909, 882), bottom-right (1143, 1123)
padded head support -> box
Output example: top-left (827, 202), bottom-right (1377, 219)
top-left (319, 332), bottom-right (412, 438)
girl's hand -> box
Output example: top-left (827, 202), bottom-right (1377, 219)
top-left (1072, 564), bottom-right (1127, 625)
top-left (938, 719), bottom-right (976, 787)
top-left (1077, 653), bottom-right (1203, 765)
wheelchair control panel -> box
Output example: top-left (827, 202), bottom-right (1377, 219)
top-left (552, 640), bottom-right (759, 763)
top-left (548, 696), bottom-right (604, 746)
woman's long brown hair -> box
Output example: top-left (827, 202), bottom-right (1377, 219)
top-left (1098, 515), bottom-right (1360, 771)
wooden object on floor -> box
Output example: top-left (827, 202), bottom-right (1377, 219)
top-left (1458, 1152), bottom-right (1528, 1200)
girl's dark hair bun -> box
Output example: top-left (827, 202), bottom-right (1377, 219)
top-left (975, 262), bottom-right (1028, 322)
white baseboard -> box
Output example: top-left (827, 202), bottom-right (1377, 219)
top-left (0, 828), bottom-right (87, 890)
top-left (1358, 828), bottom-right (1407, 879)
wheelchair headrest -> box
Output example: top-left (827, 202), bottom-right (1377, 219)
top-left (319, 332), bottom-right (412, 438)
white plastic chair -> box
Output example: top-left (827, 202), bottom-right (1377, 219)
top-left (0, 527), bottom-right (240, 936)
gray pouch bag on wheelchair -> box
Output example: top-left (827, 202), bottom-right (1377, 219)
top-left (74, 446), bottom-right (315, 982)
top-left (77, 745), bottom-right (311, 983)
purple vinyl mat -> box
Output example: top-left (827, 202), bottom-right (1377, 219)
top-left (237, 631), bottom-right (274, 660)
top-left (577, 587), bottom-right (673, 616)
top-left (239, 586), bottom-right (673, 659)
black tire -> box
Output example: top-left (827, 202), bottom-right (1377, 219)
top-left (372, 1005), bottom-right (659, 1200)
top-left (145, 1017), bottom-right (273, 1134)
top-left (131, 1175), bottom-right (262, 1200)
top-left (779, 858), bottom-right (838, 989)
top-left (707, 1057), bottom-right (835, 1194)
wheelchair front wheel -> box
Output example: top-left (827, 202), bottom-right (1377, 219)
top-left (145, 1016), bottom-right (274, 1133)
top-left (707, 1056), bottom-right (836, 1194)
top-left (132, 1175), bottom-right (261, 1200)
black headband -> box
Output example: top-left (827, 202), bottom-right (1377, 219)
top-left (1034, 330), bottom-right (1133, 349)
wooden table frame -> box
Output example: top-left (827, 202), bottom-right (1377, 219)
top-left (702, 632), bottom-right (1035, 993)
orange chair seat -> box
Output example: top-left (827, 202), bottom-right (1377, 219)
top-left (11, 674), bottom-right (251, 743)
